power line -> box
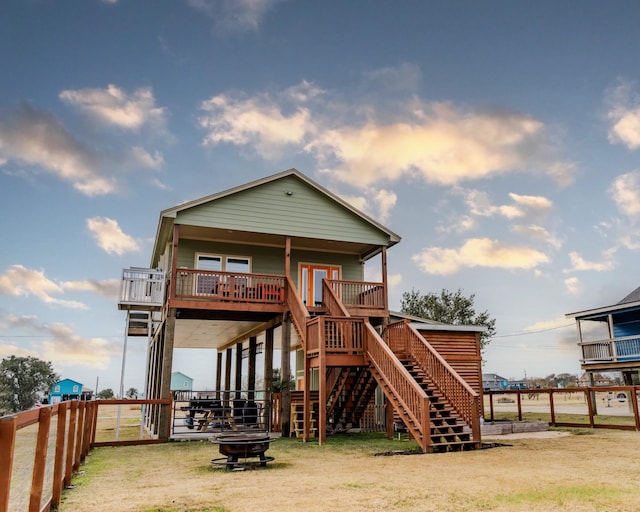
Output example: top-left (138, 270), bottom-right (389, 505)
top-left (493, 323), bottom-right (575, 339)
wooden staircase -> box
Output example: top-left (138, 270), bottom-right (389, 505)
top-left (286, 276), bottom-right (481, 453)
top-left (400, 359), bottom-right (477, 452)
top-left (326, 367), bottom-right (378, 432)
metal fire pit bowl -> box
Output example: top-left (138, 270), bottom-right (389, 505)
top-left (211, 433), bottom-right (275, 470)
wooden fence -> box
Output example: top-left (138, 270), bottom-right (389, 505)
top-left (484, 386), bottom-right (640, 430)
top-left (0, 398), bottom-right (170, 512)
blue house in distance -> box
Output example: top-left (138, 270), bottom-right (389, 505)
top-left (170, 371), bottom-right (193, 391)
top-left (49, 378), bottom-right (90, 404)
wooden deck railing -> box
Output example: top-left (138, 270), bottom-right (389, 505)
top-left (173, 269), bottom-right (286, 304)
top-left (119, 267), bottom-right (165, 309)
top-left (363, 321), bottom-right (430, 452)
top-left (306, 317), bottom-right (365, 358)
top-left (580, 335), bottom-right (640, 363)
top-left (0, 399), bottom-right (171, 512)
top-left (384, 320), bottom-right (481, 443)
top-left (326, 279), bottom-right (386, 310)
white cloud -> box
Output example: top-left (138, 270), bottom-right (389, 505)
top-left (61, 278), bottom-right (121, 301)
top-left (436, 214), bottom-right (477, 234)
top-left (606, 79), bottom-right (640, 150)
top-left (564, 251), bottom-right (616, 273)
top-left (199, 80), bottom-right (572, 189)
top-left (42, 323), bottom-right (118, 369)
top-left (0, 103), bottom-right (116, 195)
top-left (199, 89), bottom-right (315, 159)
top-left (340, 188), bottom-right (397, 224)
top-left (512, 224), bottom-right (562, 249)
top-left (187, 0), bottom-right (283, 35)
top-left (312, 103), bottom-right (573, 188)
top-left (0, 265), bottom-right (87, 309)
top-left (609, 171), bottom-right (640, 217)
top-left (465, 190), bottom-right (523, 218)
top-left (59, 84), bottom-right (168, 132)
top-left (523, 316), bottom-right (574, 332)
top-left (128, 146), bottom-right (165, 169)
top-left (86, 217), bottom-right (140, 255)
top-left (564, 277), bottom-right (581, 295)
top-left (0, 312), bottom-right (118, 369)
top-left (412, 238), bottom-right (549, 275)
top-left (0, 343), bottom-right (34, 358)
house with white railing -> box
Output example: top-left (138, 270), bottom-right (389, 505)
top-left (118, 168), bottom-right (485, 452)
top-left (566, 286), bottom-right (640, 386)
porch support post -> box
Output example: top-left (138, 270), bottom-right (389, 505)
top-left (215, 351), bottom-right (223, 400)
top-left (248, 336), bottom-right (257, 401)
top-left (386, 398), bottom-right (394, 439)
top-left (303, 346), bottom-right (311, 442)
top-left (264, 327), bottom-right (274, 430)
top-left (318, 317), bottom-right (327, 446)
top-left (281, 313), bottom-right (292, 437)
top-left (157, 310), bottom-right (176, 440)
top-left (235, 342), bottom-right (243, 399)
top-left (224, 349), bottom-right (232, 407)
top-left (285, 236), bottom-right (291, 277)
top-left (381, 246), bottom-right (388, 312)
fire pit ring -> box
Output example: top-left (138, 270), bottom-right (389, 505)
top-left (211, 433), bottom-right (275, 470)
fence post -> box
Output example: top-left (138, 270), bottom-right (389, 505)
top-left (65, 401), bottom-right (78, 486)
top-left (51, 402), bottom-right (68, 508)
top-left (74, 401), bottom-right (86, 469)
top-left (29, 406), bottom-right (51, 512)
top-left (0, 415), bottom-right (17, 512)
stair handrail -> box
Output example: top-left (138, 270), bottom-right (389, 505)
top-left (400, 320), bottom-right (481, 442)
top-left (322, 279), bottom-right (351, 317)
top-left (363, 321), bottom-right (430, 452)
top-left (285, 275), bottom-right (310, 348)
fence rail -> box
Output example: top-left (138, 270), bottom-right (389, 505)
top-left (484, 386), bottom-right (640, 430)
top-left (0, 398), bottom-right (170, 512)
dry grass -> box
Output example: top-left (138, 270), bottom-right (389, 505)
top-left (59, 429), bottom-right (640, 512)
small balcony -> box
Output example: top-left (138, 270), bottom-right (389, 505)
top-left (118, 268), bottom-right (166, 311)
top-left (580, 335), bottom-right (640, 364)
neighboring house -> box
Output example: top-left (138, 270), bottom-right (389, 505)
top-left (566, 286), bottom-right (640, 386)
top-left (118, 168), bottom-right (484, 452)
top-left (171, 371), bottom-right (193, 391)
top-left (49, 378), bottom-right (90, 404)
top-left (482, 373), bottom-right (509, 391)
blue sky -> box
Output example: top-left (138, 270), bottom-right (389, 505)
top-left (2, 0), bottom-right (640, 394)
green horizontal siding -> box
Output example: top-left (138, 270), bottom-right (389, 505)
top-left (175, 175), bottom-right (390, 245)
top-left (176, 241), bottom-right (362, 288)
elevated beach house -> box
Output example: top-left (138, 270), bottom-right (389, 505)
top-left (118, 169), bottom-right (484, 452)
top-left (566, 286), bottom-right (640, 386)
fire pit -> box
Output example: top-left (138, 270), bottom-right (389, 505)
top-left (211, 433), bottom-right (275, 470)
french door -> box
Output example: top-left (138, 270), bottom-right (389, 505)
top-left (299, 263), bottom-right (340, 307)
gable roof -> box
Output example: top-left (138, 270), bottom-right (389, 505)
top-left (171, 371), bottom-right (193, 381)
top-left (151, 168), bottom-right (401, 267)
top-left (566, 285), bottom-right (640, 319)
top-left (618, 286), bottom-right (640, 305)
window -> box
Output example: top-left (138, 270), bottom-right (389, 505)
top-left (55, 385), bottom-right (60, 392)
top-left (72, 385), bottom-right (79, 392)
top-left (195, 254), bottom-right (251, 294)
